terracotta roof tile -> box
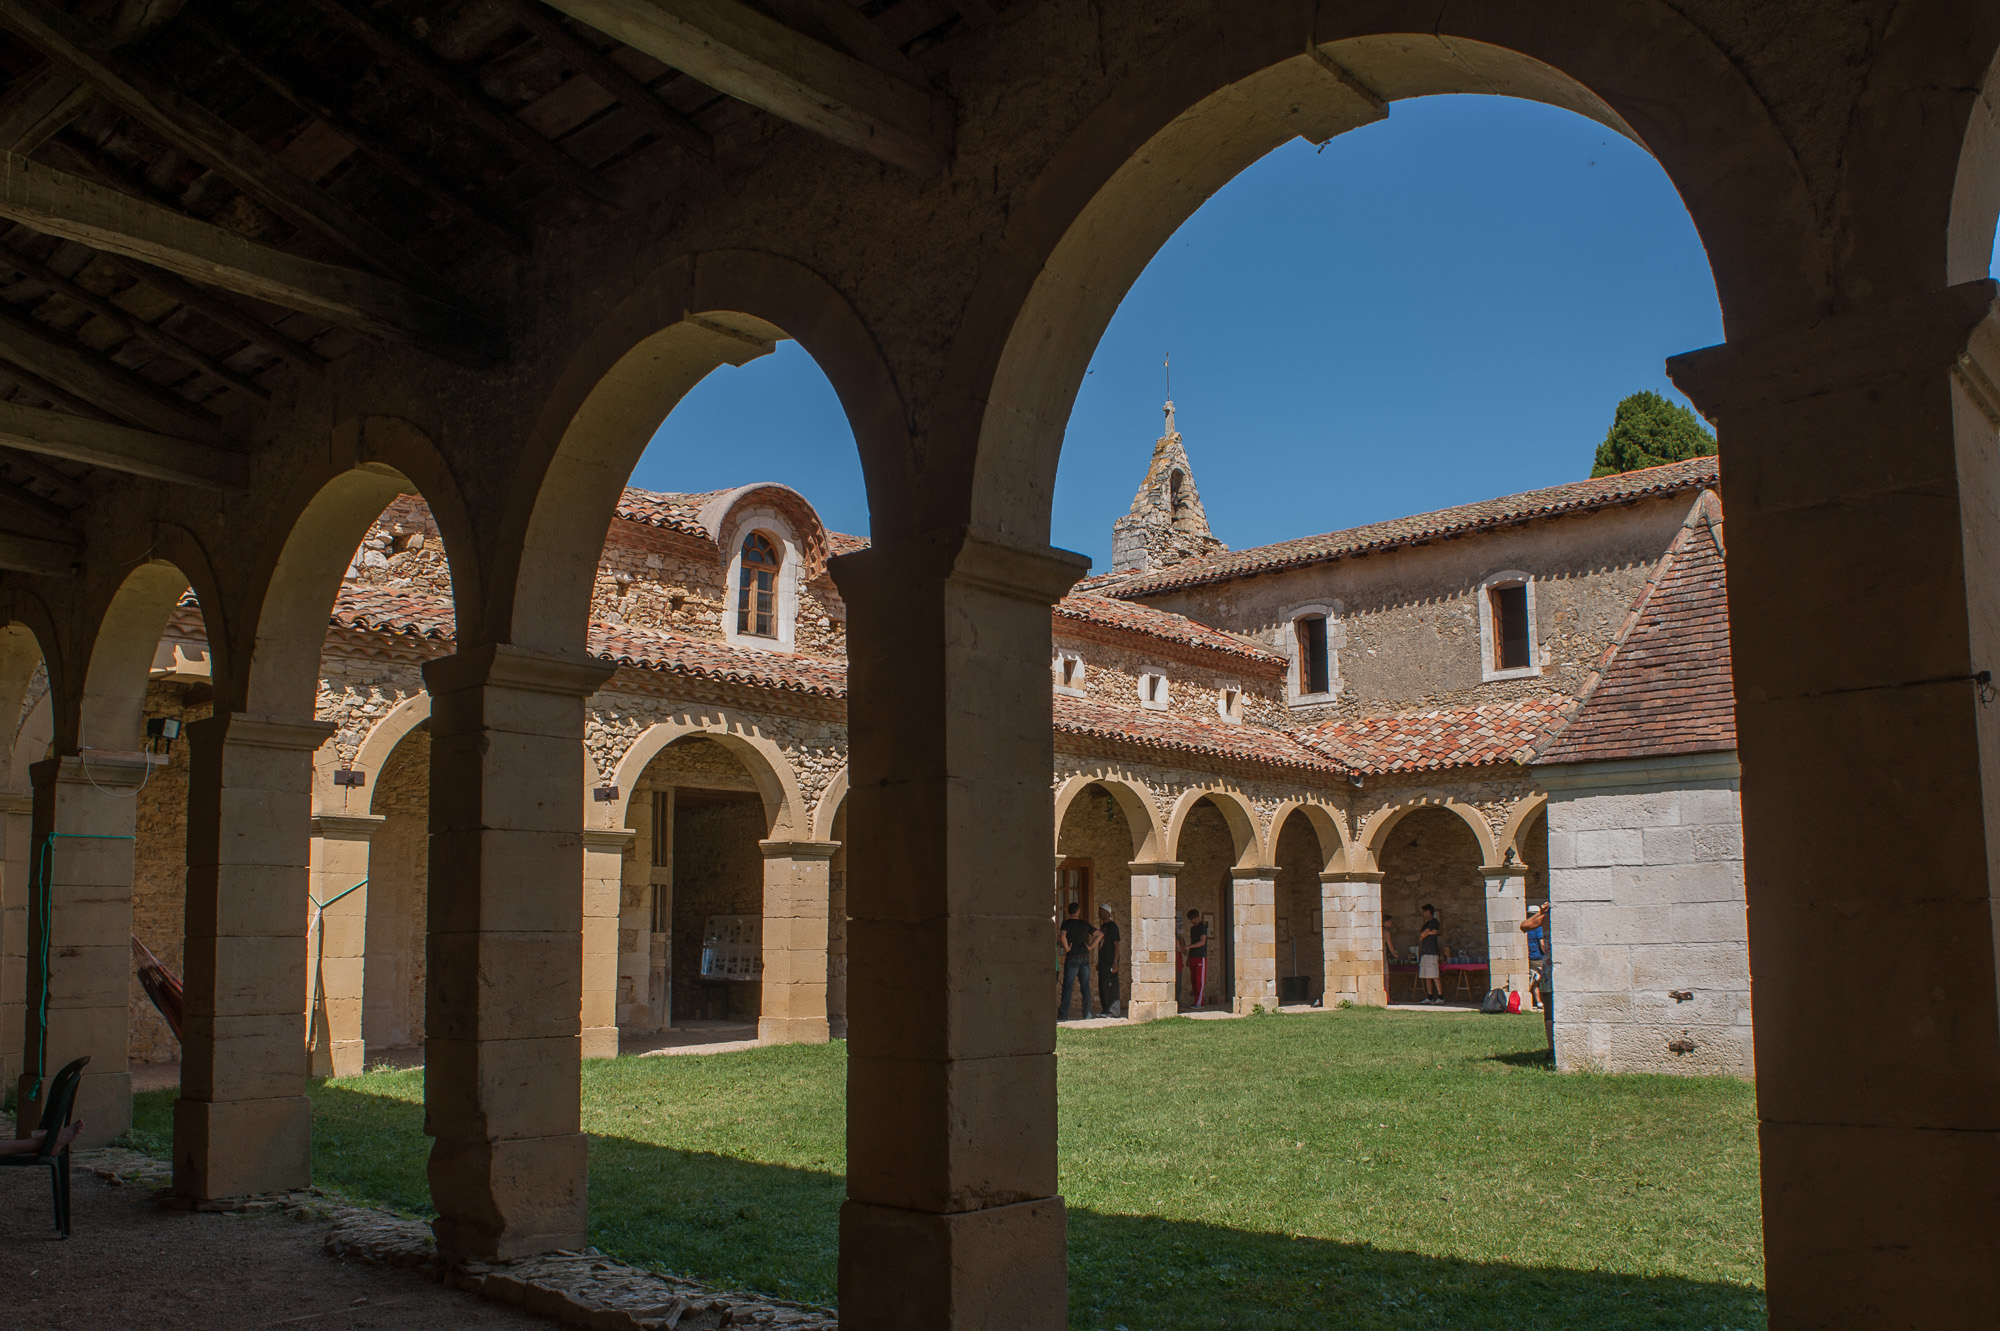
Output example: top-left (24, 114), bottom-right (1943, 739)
top-left (1101, 458), bottom-right (1720, 597)
top-left (1303, 698), bottom-right (1569, 775)
top-left (613, 487), bottom-right (728, 538)
top-left (1054, 693), bottom-right (1342, 774)
top-left (589, 621), bottom-right (847, 697)
top-left (1535, 510), bottom-right (1736, 764)
top-left (1054, 593), bottom-right (1284, 666)
top-left (333, 583), bottom-right (455, 638)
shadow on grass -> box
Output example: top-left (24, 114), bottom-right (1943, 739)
top-left (1485, 1047), bottom-right (1554, 1068)
top-left (126, 1081), bottom-right (1764, 1331)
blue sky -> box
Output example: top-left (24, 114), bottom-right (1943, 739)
top-left (639, 94), bottom-right (2000, 571)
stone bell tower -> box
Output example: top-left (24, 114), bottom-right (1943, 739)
top-left (1110, 400), bottom-right (1229, 574)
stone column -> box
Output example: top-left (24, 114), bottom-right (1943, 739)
top-left (0, 791), bottom-right (31, 1094)
top-left (1668, 279), bottom-right (2000, 1323)
top-left (1229, 867), bottom-right (1276, 1015)
top-left (1481, 864), bottom-right (1530, 997)
top-left (1124, 860), bottom-right (1181, 1022)
top-left (1338, 870), bottom-right (1387, 1006)
top-left (175, 714), bottom-right (333, 1198)
top-left (830, 529), bottom-right (1087, 1330)
top-left (1318, 870), bottom-right (1369, 1007)
top-left (15, 755), bottom-right (145, 1148)
top-left (308, 813), bottom-right (382, 1078)
top-left (420, 645), bottom-right (612, 1262)
top-left (582, 828), bottom-right (633, 1060)
top-left (758, 840), bottom-right (837, 1044)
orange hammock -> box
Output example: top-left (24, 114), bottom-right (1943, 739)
top-left (131, 934), bottom-right (183, 1043)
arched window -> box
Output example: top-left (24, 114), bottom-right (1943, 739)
top-left (736, 532), bottom-right (780, 638)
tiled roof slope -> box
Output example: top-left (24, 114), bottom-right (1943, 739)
top-left (1054, 594), bottom-right (1283, 667)
top-left (1101, 457), bottom-right (1720, 597)
top-left (614, 487), bottom-right (726, 538)
top-left (334, 583), bottom-right (455, 638)
top-left (1304, 698), bottom-right (1570, 775)
top-left (1534, 509), bottom-right (1736, 764)
top-left (1054, 693), bottom-right (1341, 774)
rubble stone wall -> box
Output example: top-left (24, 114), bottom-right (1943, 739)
top-left (130, 680), bottom-right (209, 1064)
top-left (364, 727), bottom-right (429, 1053)
top-left (1378, 806), bottom-right (1489, 966)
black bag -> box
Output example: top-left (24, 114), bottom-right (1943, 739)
top-left (1479, 988), bottom-right (1509, 1014)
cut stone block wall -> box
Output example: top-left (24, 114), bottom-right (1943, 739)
top-left (1539, 752), bottom-right (1752, 1078)
top-left (364, 726), bottom-right (429, 1054)
top-left (130, 680), bottom-right (210, 1065)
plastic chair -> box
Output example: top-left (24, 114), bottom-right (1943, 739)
top-left (1, 1055), bottom-right (89, 1237)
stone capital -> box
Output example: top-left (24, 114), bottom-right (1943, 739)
top-left (0, 791), bottom-right (30, 814)
top-left (760, 838), bottom-right (840, 860)
top-left (1320, 869), bottom-right (1381, 884)
top-left (1126, 859), bottom-right (1183, 876)
top-left (422, 642), bottom-right (616, 699)
top-left (188, 712), bottom-right (337, 753)
top-left (312, 813), bottom-right (386, 840)
top-left (1668, 279), bottom-right (1999, 422)
top-left (829, 525), bottom-right (1090, 608)
top-left (39, 750), bottom-right (156, 788)
top-left (1481, 864), bottom-right (1529, 881)
top-left (583, 827), bottom-right (638, 852)
top-left (1228, 865), bottom-right (1276, 882)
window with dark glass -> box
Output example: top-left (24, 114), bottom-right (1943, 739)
top-left (736, 533), bottom-right (779, 637)
top-left (1491, 583), bottom-right (1530, 670)
top-left (1296, 614), bottom-right (1330, 695)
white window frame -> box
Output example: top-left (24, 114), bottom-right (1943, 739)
top-left (1053, 650), bottom-right (1087, 697)
top-left (1138, 668), bottom-right (1171, 711)
top-left (1284, 602), bottom-right (1343, 706)
top-left (1478, 570), bottom-right (1542, 682)
top-left (720, 508), bottom-right (802, 652)
top-left (1215, 682), bottom-right (1244, 724)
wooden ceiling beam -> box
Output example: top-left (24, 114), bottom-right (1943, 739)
top-left (0, 235), bottom-right (270, 400)
top-left (0, 397), bottom-right (245, 490)
top-left (0, 523), bottom-right (78, 574)
top-left (0, 443), bottom-right (89, 505)
top-left (506, 1), bottom-right (713, 161)
top-left (183, 15), bottom-right (530, 258)
top-left (305, 0), bottom-right (623, 207)
top-left (0, 0), bottom-right (449, 294)
top-left (0, 153), bottom-right (488, 356)
top-left (0, 470), bottom-right (72, 525)
top-left (97, 251), bottom-right (326, 378)
top-left (0, 296), bottom-right (219, 437)
top-left (0, 61), bottom-right (89, 153)
top-left (538, 0), bottom-right (951, 173)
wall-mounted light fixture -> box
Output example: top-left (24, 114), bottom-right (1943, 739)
top-left (332, 768), bottom-right (366, 788)
top-left (593, 785), bottom-right (620, 802)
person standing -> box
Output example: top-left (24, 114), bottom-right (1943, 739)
top-left (1056, 902), bottom-right (1098, 1021)
top-left (1096, 903), bottom-right (1122, 1018)
top-left (1418, 903), bottom-right (1444, 1004)
top-left (1185, 907), bottom-right (1210, 1008)
top-left (1520, 901), bottom-right (1550, 1011)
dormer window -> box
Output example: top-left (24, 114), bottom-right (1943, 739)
top-left (1479, 572), bottom-right (1541, 681)
top-left (1139, 669), bottom-right (1170, 711)
top-left (1217, 685), bottom-right (1243, 724)
top-left (1296, 615), bottom-right (1330, 695)
top-left (737, 533), bottom-right (780, 638)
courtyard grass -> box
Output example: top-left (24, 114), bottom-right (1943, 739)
top-left (124, 1008), bottom-right (1766, 1329)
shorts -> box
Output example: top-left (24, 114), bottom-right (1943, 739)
top-left (1418, 955), bottom-right (1440, 980)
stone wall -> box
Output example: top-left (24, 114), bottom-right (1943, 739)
top-left (363, 726), bottom-right (429, 1053)
top-left (1378, 806), bottom-right (1488, 969)
top-left (1539, 752), bottom-right (1752, 1077)
top-left (669, 794), bottom-right (767, 1022)
top-left (130, 680), bottom-right (209, 1064)
top-left (1054, 629), bottom-right (1287, 728)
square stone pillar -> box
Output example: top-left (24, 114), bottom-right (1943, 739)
top-left (175, 713), bottom-right (334, 1198)
top-left (830, 529), bottom-right (1087, 1331)
top-left (1124, 860), bottom-right (1181, 1022)
top-left (757, 840), bottom-right (836, 1045)
top-left (1668, 279), bottom-right (2000, 1324)
top-left (15, 755), bottom-right (145, 1148)
top-left (421, 645), bottom-right (612, 1263)
top-left (1318, 870), bottom-right (1381, 1006)
top-left (0, 791), bottom-right (32, 1094)
top-left (1229, 868), bottom-right (1276, 1014)
top-left (1481, 864), bottom-right (1529, 997)
top-left (582, 828), bottom-right (633, 1060)
top-left (308, 813), bottom-right (383, 1079)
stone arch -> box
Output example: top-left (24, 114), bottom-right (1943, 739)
top-left (313, 692), bottom-right (433, 816)
top-left (495, 250), bottom-right (910, 656)
top-left (940, 7), bottom-right (1825, 546)
top-left (1264, 799), bottom-right (1349, 874)
top-left (1357, 794), bottom-right (1499, 873)
top-left (1052, 771), bottom-right (1167, 862)
top-left (1497, 793), bottom-right (1550, 867)
top-left (811, 764), bottom-right (847, 843)
top-left (79, 560), bottom-right (194, 754)
top-left (601, 706), bottom-right (808, 840)
top-left (0, 621), bottom-right (50, 791)
top-left (1165, 786), bottom-right (1263, 869)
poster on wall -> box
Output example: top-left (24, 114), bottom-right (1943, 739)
top-left (701, 914), bottom-right (763, 981)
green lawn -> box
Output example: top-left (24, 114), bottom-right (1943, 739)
top-left (125, 1009), bottom-right (1766, 1329)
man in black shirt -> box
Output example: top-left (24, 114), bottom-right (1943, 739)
top-left (1057, 902), bottom-right (1097, 1021)
top-left (1418, 903), bottom-right (1444, 1005)
top-left (1096, 903), bottom-right (1122, 1018)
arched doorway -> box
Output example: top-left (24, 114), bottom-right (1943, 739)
top-left (1378, 807), bottom-right (1490, 1005)
top-left (1053, 781), bottom-right (1152, 1019)
top-left (1270, 809), bottom-right (1329, 1006)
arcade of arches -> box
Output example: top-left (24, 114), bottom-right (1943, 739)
top-left (0, 4), bottom-right (1996, 1326)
